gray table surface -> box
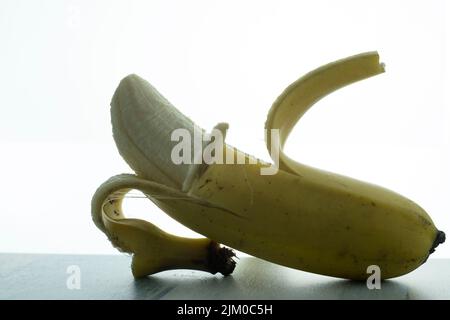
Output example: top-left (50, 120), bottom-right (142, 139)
top-left (0, 253), bottom-right (449, 299)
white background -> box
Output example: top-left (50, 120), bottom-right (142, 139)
top-left (0, 0), bottom-right (449, 257)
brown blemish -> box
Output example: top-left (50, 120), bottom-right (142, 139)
top-left (337, 250), bottom-right (348, 258)
top-left (198, 179), bottom-right (212, 190)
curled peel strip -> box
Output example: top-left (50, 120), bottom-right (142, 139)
top-left (91, 174), bottom-right (236, 277)
top-left (265, 51), bottom-right (385, 175)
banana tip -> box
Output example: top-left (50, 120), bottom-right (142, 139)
top-left (429, 230), bottom-right (446, 255)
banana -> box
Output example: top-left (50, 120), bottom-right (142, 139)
top-left (92, 51), bottom-right (445, 280)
